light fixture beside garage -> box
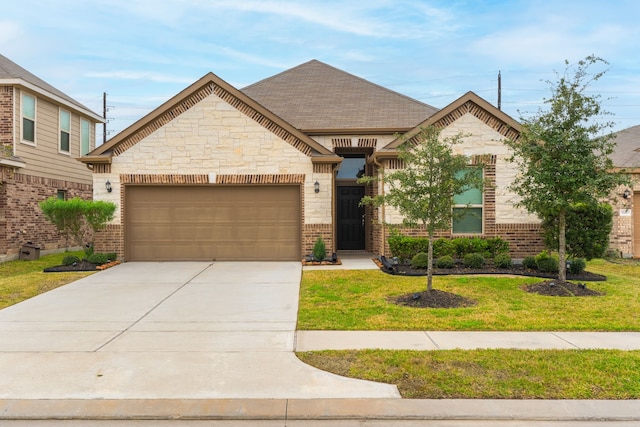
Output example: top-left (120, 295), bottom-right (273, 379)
top-left (314, 181), bottom-right (320, 193)
top-left (105, 180), bottom-right (112, 193)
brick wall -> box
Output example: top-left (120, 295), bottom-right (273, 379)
top-left (1, 173), bottom-right (93, 257)
top-left (303, 224), bottom-right (333, 258)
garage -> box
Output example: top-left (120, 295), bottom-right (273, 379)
top-left (125, 185), bottom-right (301, 261)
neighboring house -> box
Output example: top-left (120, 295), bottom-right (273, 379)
top-left (608, 125), bottom-right (640, 258)
top-left (81, 60), bottom-right (548, 261)
top-left (0, 54), bottom-right (104, 260)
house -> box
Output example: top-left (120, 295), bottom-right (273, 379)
top-left (608, 125), bottom-right (640, 258)
top-left (0, 54), bottom-right (104, 260)
top-left (81, 60), bottom-right (551, 261)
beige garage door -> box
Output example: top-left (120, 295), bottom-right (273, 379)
top-left (125, 185), bottom-right (301, 261)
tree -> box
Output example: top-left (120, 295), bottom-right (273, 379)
top-left (505, 55), bottom-right (628, 283)
top-left (360, 125), bottom-right (484, 291)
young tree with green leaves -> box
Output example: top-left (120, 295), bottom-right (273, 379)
top-left (505, 55), bottom-right (628, 283)
top-left (40, 197), bottom-right (116, 252)
top-left (360, 125), bottom-right (484, 291)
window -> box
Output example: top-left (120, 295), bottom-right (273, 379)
top-left (452, 168), bottom-right (483, 234)
top-left (336, 156), bottom-right (366, 180)
top-left (57, 190), bottom-right (66, 200)
top-left (21, 93), bottom-right (36, 143)
top-left (80, 118), bottom-right (90, 155)
top-left (59, 109), bottom-right (70, 153)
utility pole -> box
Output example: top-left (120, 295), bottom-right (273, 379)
top-left (497, 71), bottom-right (502, 111)
top-left (103, 92), bottom-right (107, 145)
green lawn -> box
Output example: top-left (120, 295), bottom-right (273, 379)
top-left (297, 259), bottom-right (640, 331)
top-left (0, 251), bottom-right (94, 310)
top-left (298, 349), bottom-right (640, 399)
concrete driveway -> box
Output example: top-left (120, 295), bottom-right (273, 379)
top-left (0, 262), bottom-right (399, 399)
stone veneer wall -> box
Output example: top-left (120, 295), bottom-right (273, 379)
top-left (0, 86), bottom-right (13, 150)
top-left (0, 172), bottom-right (92, 258)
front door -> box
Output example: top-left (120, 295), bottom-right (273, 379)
top-left (337, 186), bottom-right (365, 250)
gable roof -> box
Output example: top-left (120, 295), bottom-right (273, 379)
top-left (0, 54), bottom-right (103, 122)
top-left (610, 125), bottom-right (640, 169)
top-left (82, 71), bottom-right (340, 164)
top-left (241, 60), bottom-right (438, 134)
top-left (374, 91), bottom-right (520, 158)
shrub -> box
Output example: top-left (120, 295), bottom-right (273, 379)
top-left (542, 202), bottom-right (613, 260)
top-left (453, 237), bottom-right (474, 258)
top-left (433, 238), bottom-right (455, 258)
top-left (106, 253), bottom-right (117, 261)
top-left (535, 251), bottom-right (559, 273)
top-left (312, 236), bottom-right (326, 261)
top-left (486, 237), bottom-right (510, 257)
top-left (522, 256), bottom-right (537, 269)
top-left (435, 255), bottom-right (455, 268)
top-left (567, 258), bottom-right (587, 275)
top-left (87, 253), bottom-right (109, 265)
top-left (463, 252), bottom-right (485, 269)
top-left (62, 255), bottom-right (80, 266)
top-left (411, 252), bottom-right (429, 269)
top-left (494, 253), bottom-right (512, 268)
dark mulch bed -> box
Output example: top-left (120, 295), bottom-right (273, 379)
top-left (44, 260), bottom-right (99, 272)
top-left (385, 262), bottom-right (606, 307)
top-left (388, 264), bottom-right (606, 282)
top-left (394, 289), bottom-right (477, 309)
top-left (523, 280), bottom-right (604, 297)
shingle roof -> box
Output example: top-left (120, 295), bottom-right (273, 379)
top-left (0, 54), bottom-right (101, 120)
top-left (611, 125), bottom-right (640, 168)
top-left (241, 60), bottom-right (438, 133)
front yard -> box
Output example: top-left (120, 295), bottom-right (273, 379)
top-left (297, 259), bottom-right (640, 399)
top-left (297, 259), bottom-right (640, 331)
top-left (2, 254), bottom-right (639, 399)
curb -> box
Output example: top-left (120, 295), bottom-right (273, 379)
top-left (2, 399), bottom-right (640, 421)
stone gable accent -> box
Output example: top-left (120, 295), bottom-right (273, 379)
top-left (111, 83), bottom-right (315, 158)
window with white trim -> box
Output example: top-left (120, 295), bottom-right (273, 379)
top-left (80, 118), bottom-right (90, 155)
top-left (452, 168), bottom-right (483, 234)
top-left (59, 109), bottom-right (71, 153)
top-left (21, 93), bottom-right (36, 143)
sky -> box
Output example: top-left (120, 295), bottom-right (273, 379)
top-left (2, 0), bottom-right (639, 143)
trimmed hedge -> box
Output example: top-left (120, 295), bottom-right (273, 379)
top-left (388, 234), bottom-right (509, 261)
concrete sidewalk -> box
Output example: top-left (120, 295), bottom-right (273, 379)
top-left (296, 330), bottom-right (640, 351)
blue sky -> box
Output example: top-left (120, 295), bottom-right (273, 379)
top-left (2, 0), bottom-right (639, 142)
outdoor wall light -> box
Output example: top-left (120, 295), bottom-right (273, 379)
top-left (105, 180), bottom-right (112, 193)
top-left (314, 181), bottom-right (320, 193)
top-left (622, 189), bottom-right (631, 199)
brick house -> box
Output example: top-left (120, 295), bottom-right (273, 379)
top-left (0, 54), bottom-right (104, 261)
top-left (80, 60), bottom-right (556, 261)
top-left (608, 125), bottom-right (640, 258)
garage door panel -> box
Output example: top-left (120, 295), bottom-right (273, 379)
top-left (126, 185), bottom-right (300, 261)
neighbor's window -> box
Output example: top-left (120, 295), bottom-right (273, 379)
top-left (21, 93), bottom-right (36, 143)
top-left (59, 109), bottom-right (71, 153)
top-left (80, 118), bottom-right (90, 155)
top-left (57, 190), bottom-right (66, 200)
top-left (452, 168), bottom-right (483, 234)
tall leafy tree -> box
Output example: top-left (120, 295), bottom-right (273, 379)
top-left (361, 125), bottom-right (483, 291)
top-left (505, 56), bottom-right (628, 283)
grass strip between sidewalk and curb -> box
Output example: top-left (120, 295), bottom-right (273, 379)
top-left (298, 259), bottom-right (640, 331)
top-left (0, 251), bottom-right (94, 310)
top-left (297, 348), bottom-right (640, 399)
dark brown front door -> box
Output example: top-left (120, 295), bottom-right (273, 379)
top-left (337, 186), bottom-right (365, 250)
